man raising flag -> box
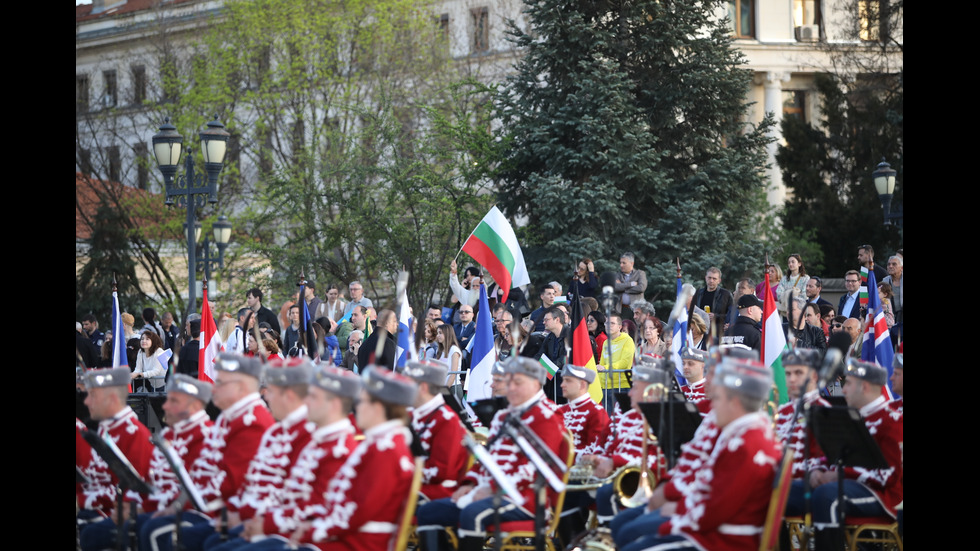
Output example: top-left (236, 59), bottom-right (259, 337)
top-left (460, 206), bottom-right (530, 304)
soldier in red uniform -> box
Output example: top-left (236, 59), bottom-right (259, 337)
top-left (623, 357), bottom-right (782, 551)
top-left (611, 346), bottom-right (759, 550)
top-left (209, 365), bottom-right (363, 551)
top-left (140, 354), bottom-right (274, 551)
top-left (77, 367), bottom-right (154, 549)
top-left (300, 367), bottom-right (418, 551)
top-left (557, 363), bottom-right (611, 539)
top-left (678, 348), bottom-right (709, 413)
top-left (585, 357), bottom-right (668, 525)
top-left (810, 360), bottom-right (903, 549)
top-left (184, 357), bottom-right (316, 551)
top-left (403, 360), bottom-right (470, 502)
top-left (416, 356), bottom-right (566, 551)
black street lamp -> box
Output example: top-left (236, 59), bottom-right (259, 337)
top-left (186, 216), bottom-right (233, 279)
top-left (152, 115), bottom-right (230, 314)
top-left (872, 158), bottom-right (902, 227)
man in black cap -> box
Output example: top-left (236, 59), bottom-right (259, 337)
top-left (809, 360), bottom-right (903, 549)
top-left (722, 294), bottom-right (763, 352)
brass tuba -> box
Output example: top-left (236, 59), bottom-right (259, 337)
top-left (617, 381), bottom-right (666, 508)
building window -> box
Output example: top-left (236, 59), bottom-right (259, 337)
top-left (131, 65), bottom-right (146, 105)
top-left (471, 7), bottom-right (489, 53)
top-left (76, 74), bottom-right (90, 112)
top-left (859, 0), bottom-right (889, 42)
top-left (78, 148), bottom-right (92, 175)
top-left (793, 0), bottom-right (822, 41)
top-left (134, 142), bottom-right (149, 190)
top-left (782, 90), bottom-right (807, 123)
top-left (728, 0), bottom-right (754, 39)
top-left (103, 69), bottom-right (118, 108)
top-left (438, 13), bottom-right (450, 40)
top-left (107, 145), bottom-right (121, 183)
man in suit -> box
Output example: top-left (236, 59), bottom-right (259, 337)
top-left (806, 276), bottom-right (833, 309)
top-left (838, 270), bottom-right (864, 319)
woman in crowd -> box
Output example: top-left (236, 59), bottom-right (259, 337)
top-left (879, 283), bottom-right (896, 329)
top-left (418, 319), bottom-right (440, 360)
top-left (587, 310), bottom-right (608, 360)
top-left (323, 284), bottom-right (347, 322)
top-left (757, 264), bottom-right (782, 303)
top-left (568, 257), bottom-right (599, 301)
top-left (132, 330), bottom-right (168, 392)
top-left (777, 254), bottom-right (810, 310)
top-left (434, 324), bottom-right (463, 397)
top-left (689, 312), bottom-right (708, 350)
top-left (637, 316), bottom-right (668, 357)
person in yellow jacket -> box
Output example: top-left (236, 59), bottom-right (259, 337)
top-left (597, 313), bottom-right (635, 404)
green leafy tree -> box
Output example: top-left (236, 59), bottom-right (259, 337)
top-left (495, 0), bottom-right (774, 310)
top-left (170, 0), bottom-right (499, 309)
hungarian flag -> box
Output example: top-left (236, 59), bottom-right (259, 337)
top-left (861, 269), bottom-right (895, 399)
top-left (761, 271), bottom-right (789, 405)
top-left (461, 206), bottom-right (530, 304)
top-left (198, 282), bottom-right (221, 383)
top-left (569, 292), bottom-right (603, 404)
top-left (465, 283), bottom-right (495, 401)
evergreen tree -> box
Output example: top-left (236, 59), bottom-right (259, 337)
top-left (495, 0), bottom-right (774, 307)
top-left (76, 204), bottom-right (142, 323)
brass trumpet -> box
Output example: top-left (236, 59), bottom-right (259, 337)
top-left (619, 382), bottom-right (666, 508)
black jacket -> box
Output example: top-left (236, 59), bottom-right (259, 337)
top-left (722, 316), bottom-right (762, 352)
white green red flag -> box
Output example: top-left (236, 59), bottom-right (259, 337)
top-left (538, 354), bottom-right (559, 380)
top-left (461, 206), bottom-right (530, 304)
top-left (761, 271), bottom-right (789, 404)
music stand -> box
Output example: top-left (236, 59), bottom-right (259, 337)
top-left (470, 396), bottom-right (508, 427)
top-left (614, 392), bottom-right (632, 414)
top-left (636, 400), bottom-right (702, 470)
top-left (811, 406), bottom-right (889, 526)
top-left (440, 387), bottom-right (477, 433)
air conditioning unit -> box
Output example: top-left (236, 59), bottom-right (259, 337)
top-left (795, 25), bottom-right (820, 42)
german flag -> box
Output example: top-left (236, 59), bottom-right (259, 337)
top-left (569, 288), bottom-right (603, 404)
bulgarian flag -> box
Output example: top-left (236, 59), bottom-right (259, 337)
top-left (569, 291), bottom-right (603, 403)
top-left (538, 355), bottom-right (559, 380)
top-left (761, 270), bottom-right (789, 405)
top-left (859, 267), bottom-right (870, 309)
top-left (198, 280), bottom-right (222, 384)
top-left (461, 206), bottom-right (530, 304)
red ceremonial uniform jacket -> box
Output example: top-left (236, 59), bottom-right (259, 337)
top-left (189, 392), bottom-right (274, 513)
top-left (598, 407), bottom-right (665, 478)
top-left (143, 410), bottom-right (213, 513)
top-left (263, 418), bottom-right (358, 536)
top-left (411, 394), bottom-right (469, 501)
top-left (836, 395), bottom-right (904, 517)
top-left (775, 390), bottom-right (830, 479)
top-left (229, 405), bottom-right (314, 521)
top-left (559, 393), bottom-right (611, 459)
top-left (76, 418), bottom-right (95, 508)
top-left (889, 396), bottom-right (903, 415)
top-left (304, 419), bottom-right (415, 551)
top-left (681, 378), bottom-right (707, 409)
top-left (661, 411), bottom-right (781, 551)
top-left (77, 407), bottom-right (154, 514)
top-left (660, 412), bottom-right (720, 503)
top-left (464, 391), bottom-right (566, 515)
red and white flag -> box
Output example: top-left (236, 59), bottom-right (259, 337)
top-left (198, 284), bottom-right (222, 383)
